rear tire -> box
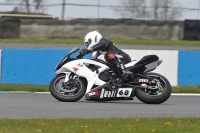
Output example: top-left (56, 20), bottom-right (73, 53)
top-left (136, 72), bottom-right (171, 104)
top-left (49, 74), bottom-right (86, 102)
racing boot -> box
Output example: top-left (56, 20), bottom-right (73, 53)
top-left (116, 60), bottom-right (133, 80)
top-left (122, 70), bottom-right (133, 80)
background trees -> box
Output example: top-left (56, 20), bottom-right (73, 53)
top-left (117, 0), bottom-right (182, 20)
top-left (6, 0), bottom-right (46, 13)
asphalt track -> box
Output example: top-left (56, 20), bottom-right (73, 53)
top-left (1, 43), bottom-right (200, 50)
top-left (0, 92), bottom-right (200, 118)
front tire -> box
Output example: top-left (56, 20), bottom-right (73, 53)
top-left (49, 74), bottom-right (86, 102)
top-left (136, 72), bottom-right (171, 104)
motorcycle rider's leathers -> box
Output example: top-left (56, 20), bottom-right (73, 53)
top-left (81, 38), bottom-right (133, 80)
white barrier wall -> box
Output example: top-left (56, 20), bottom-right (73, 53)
top-left (123, 50), bottom-right (178, 86)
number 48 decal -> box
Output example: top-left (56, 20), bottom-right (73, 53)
top-left (116, 88), bottom-right (132, 97)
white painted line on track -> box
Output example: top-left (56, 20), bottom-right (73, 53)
top-left (0, 91), bottom-right (50, 94)
top-left (171, 93), bottom-right (200, 96)
top-left (0, 91), bottom-right (31, 93)
top-left (35, 92), bottom-right (50, 94)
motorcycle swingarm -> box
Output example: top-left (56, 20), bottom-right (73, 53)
top-left (122, 82), bottom-right (159, 90)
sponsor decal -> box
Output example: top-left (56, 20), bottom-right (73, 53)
top-left (139, 79), bottom-right (149, 83)
top-left (100, 88), bottom-right (117, 98)
top-left (72, 63), bottom-right (83, 72)
top-left (72, 67), bottom-right (78, 72)
top-left (88, 91), bottom-right (100, 97)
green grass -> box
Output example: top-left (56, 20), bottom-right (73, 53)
top-left (0, 38), bottom-right (83, 44)
top-left (0, 84), bottom-right (48, 92)
top-left (0, 84), bottom-right (200, 93)
top-left (0, 117), bottom-right (199, 133)
top-left (172, 86), bottom-right (200, 93)
top-left (1, 38), bottom-right (200, 46)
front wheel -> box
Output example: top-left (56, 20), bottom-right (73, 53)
top-left (136, 72), bottom-right (171, 104)
top-left (49, 73), bottom-right (86, 102)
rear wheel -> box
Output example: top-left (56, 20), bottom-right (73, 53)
top-left (136, 72), bottom-right (171, 104)
top-left (49, 74), bottom-right (86, 102)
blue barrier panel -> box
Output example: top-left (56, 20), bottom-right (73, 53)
top-left (178, 51), bottom-right (200, 85)
top-left (1, 49), bottom-right (91, 85)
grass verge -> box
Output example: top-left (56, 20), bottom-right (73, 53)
top-left (172, 86), bottom-right (200, 93)
top-left (0, 117), bottom-right (200, 133)
top-left (0, 84), bottom-right (48, 92)
top-left (0, 84), bottom-right (200, 93)
top-left (0, 38), bottom-right (200, 46)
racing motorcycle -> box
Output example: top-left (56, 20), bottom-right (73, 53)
top-left (49, 47), bottom-right (171, 104)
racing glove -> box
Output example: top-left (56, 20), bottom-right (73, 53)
top-left (76, 49), bottom-right (91, 58)
top-left (81, 49), bottom-right (91, 55)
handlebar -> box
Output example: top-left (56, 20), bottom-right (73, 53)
top-left (91, 51), bottom-right (101, 59)
top-left (76, 51), bottom-right (102, 59)
top-left (76, 52), bottom-right (83, 59)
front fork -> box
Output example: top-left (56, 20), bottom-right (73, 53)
top-left (62, 73), bottom-right (79, 88)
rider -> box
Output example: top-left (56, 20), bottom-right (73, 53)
top-left (77, 30), bottom-right (133, 80)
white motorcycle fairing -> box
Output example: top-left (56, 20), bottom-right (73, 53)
top-left (56, 59), bottom-right (109, 93)
top-left (56, 58), bottom-right (162, 94)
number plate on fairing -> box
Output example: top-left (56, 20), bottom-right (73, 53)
top-left (116, 88), bottom-right (132, 97)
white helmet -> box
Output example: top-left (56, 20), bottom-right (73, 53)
top-left (84, 30), bottom-right (102, 50)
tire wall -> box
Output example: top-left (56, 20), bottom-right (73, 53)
top-left (0, 19), bottom-right (20, 39)
top-left (184, 20), bottom-right (200, 40)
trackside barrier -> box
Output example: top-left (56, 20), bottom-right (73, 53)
top-left (178, 51), bottom-right (200, 85)
top-left (0, 48), bottom-right (200, 86)
top-left (1, 49), bottom-right (91, 85)
top-left (123, 50), bottom-right (178, 86)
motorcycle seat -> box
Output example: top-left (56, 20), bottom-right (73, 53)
top-left (135, 55), bottom-right (159, 65)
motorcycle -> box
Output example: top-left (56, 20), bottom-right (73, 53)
top-left (49, 47), bottom-right (171, 104)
